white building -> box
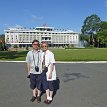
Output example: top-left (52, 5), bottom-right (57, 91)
top-left (4, 26), bottom-right (79, 47)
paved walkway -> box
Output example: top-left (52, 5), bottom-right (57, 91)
top-left (0, 62), bottom-right (107, 107)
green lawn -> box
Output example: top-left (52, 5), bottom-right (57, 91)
top-left (0, 51), bottom-right (28, 61)
top-left (0, 48), bottom-right (107, 61)
top-left (52, 48), bottom-right (107, 61)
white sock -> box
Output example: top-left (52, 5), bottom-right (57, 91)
top-left (47, 96), bottom-right (52, 101)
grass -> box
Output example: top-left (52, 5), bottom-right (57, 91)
top-left (0, 48), bottom-right (107, 61)
top-left (0, 51), bottom-right (28, 61)
top-left (52, 48), bottom-right (107, 61)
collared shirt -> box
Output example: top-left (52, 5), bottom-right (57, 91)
top-left (26, 49), bottom-right (42, 74)
top-left (42, 50), bottom-right (56, 81)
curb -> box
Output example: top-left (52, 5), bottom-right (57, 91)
top-left (0, 61), bottom-right (107, 63)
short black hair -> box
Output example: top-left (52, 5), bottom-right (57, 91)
top-left (32, 39), bottom-right (39, 44)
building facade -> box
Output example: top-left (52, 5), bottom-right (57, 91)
top-left (4, 26), bottom-right (79, 47)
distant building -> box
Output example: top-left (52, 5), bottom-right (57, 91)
top-left (4, 26), bottom-right (79, 47)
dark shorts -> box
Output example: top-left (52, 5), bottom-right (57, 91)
top-left (41, 73), bottom-right (54, 91)
top-left (30, 73), bottom-right (41, 90)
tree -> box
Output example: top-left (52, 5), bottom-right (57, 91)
top-left (96, 21), bottom-right (107, 47)
top-left (13, 44), bottom-right (18, 51)
top-left (81, 14), bottom-right (101, 46)
top-left (0, 34), bottom-right (5, 51)
top-left (79, 34), bottom-right (90, 47)
top-left (99, 21), bottom-right (107, 30)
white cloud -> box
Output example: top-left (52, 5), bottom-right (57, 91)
top-left (3, 24), bottom-right (9, 27)
top-left (105, 0), bottom-right (107, 7)
top-left (14, 24), bottom-right (23, 28)
top-left (32, 15), bottom-right (37, 20)
top-left (5, 24), bottom-right (24, 29)
top-left (23, 9), bottom-right (43, 24)
top-left (3, 24), bottom-right (23, 29)
top-left (31, 15), bottom-right (43, 23)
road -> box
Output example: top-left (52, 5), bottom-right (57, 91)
top-left (0, 62), bottom-right (107, 107)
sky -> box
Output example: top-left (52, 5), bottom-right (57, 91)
top-left (0, 0), bottom-right (107, 34)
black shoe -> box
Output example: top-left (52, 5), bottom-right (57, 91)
top-left (44, 99), bottom-right (48, 104)
top-left (37, 96), bottom-right (41, 103)
top-left (30, 96), bottom-right (36, 102)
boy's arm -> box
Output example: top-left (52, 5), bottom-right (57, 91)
top-left (26, 52), bottom-right (31, 78)
top-left (48, 63), bottom-right (54, 79)
top-left (48, 53), bottom-right (55, 79)
top-left (27, 63), bottom-right (30, 78)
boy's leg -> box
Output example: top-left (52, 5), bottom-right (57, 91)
top-left (30, 74), bottom-right (37, 102)
top-left (36, 74), bottom-right (42, 103)
top-left (49, 91), bottom-right (53, 100)
top-left (36, 90), bottom-right (41, 103)
top-left (45, 81), bottom-right (54, 104)
top-left (30, 88), bottom-right (37, 102)
top-left (44, 81), bottom-right (54, 104)
top-left (46, 89), bottom-right (50, 99)
top-left (41, 75), bottom-right (49, 102)
top-left (33, 88), bottom-right (37, 97)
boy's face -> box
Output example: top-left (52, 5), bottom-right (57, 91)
top-left (42, 43), bottom-right (48, 52)
top-left (32, 42), bottom-right (39, 50)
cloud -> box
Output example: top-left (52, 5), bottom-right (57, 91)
top-left (4, 24), bottom-right (23, 29)
top-left (31, 15), bottom-right (43, 20)
top-left (23, 9), bottom-right (30, 12)
top-left (31, 15), bottom-right (43, 23)
top-left (3, 24), bottom-right (23, 28)
top-left (14, 24), bottom-right (23, 28)
top-left (32, 15), bottom-right (37, 19)
top-left (23, 9), bottom-right (43, 24)
top-left (3, 24), bottom-right (9, 27)
top-left (105, 0), bottom-right (107, 7)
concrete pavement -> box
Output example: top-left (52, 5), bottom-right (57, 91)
top-left (0, 62), bottom-right (107, 107)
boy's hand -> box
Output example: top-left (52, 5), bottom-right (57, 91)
top-left (48, 73), bottom-right (52, 79)
top-left (27, 74), bottom-right (30, 78)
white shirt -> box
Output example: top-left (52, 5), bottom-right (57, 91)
top-left (26, 50), bottom-right (42, 74)
top-left (42, 50), bottom-right (56, 81)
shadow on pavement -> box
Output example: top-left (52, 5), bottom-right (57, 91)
top-left (62, 72), bottom-right (90, 82)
